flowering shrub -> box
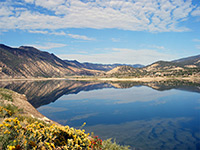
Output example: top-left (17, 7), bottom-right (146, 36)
top-left (89, 136), bottom-right (102, 150)
top-left (0, 106), bottom-right (12, 118)
top-left (0, 104), bottom-right (21, 119)
top-left (0, 117), bottom-right (91, 150)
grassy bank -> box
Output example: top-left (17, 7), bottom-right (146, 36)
top-left (0, 88), bottom-right (130, 150)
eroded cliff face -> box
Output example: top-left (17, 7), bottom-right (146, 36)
top-left (0, 44), bottom-right (100, 78)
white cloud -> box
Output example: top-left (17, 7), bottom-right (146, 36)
top-left (68, 34), bottom-right (95, 41)
top-left (191, 7), bottom-right (200, 16)
top-left (28, 30), bottom-right (49, 34)
top-left (111, 38), bottom-right (120, 42)
top-left (193, 39), bottom-right (200, 49)
top-left (0, 5), bottom-right (13, 17)
top-left (51, 31), bottom-right (66, 36)
top-left (24, 0), bottom-right (34, 3)
top-left (29, 42), bottom-right (67, 50)
top-left (28, 30), bottom-right (66, 35)
top-left (58, 48), bottom-right (176, 65)
top-left (149, 45), bottom-right (165, 50)
top-left (196, 45), bottom-right (200, 49)
top-left (34, 0), bottom-right (66, 10)
top-left (193, 39), bottom-right (200, 42)
top-left (0, 0), bottom-right (199, 32)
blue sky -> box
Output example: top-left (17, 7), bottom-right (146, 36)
top-left (0, 0), bottom-right (200, 65)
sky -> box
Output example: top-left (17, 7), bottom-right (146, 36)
top-left (0, 0), bottom-right (200, 65)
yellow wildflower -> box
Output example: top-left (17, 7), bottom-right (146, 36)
top-left (4, 123), bottom-right (11, 127)
top-left (4, 130), bottom-right (11, 134)
top-left (24, 140), bottom-right (27, 145)
top-left (50, 143), bottom-right (55, 148)
top-left (7, 145), bottom-right (15, 150)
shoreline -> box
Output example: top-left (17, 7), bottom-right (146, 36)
top-left (68, 76), bottom-right (200, 83)
top-left (0, 77), bottom-right (66, 82)
top-left (0, 76), bottom-right (200, 83)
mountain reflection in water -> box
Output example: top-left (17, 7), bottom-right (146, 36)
top-left (0, 80), bottom-right (199, 108)
top-left (0, 80), bottom-right (200, 150)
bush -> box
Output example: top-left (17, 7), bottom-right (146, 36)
top-left (0, 118), bottom-right (91, 150)
top-left (102, 139), bottom-right (130, 150)
top-left (0, 106), bottom-right (12, 118)
top-left (0, 88), bottom-right (13, 102)
top-left (0, 105), bottom-right (22, 118)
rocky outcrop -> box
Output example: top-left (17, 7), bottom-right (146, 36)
top-left (0, 88), bottom-right (51, 122)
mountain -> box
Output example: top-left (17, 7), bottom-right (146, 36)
top-left (65, 60), bottom-right (144, 71)
top-left (172, 54), bottom-right (200, 67)
top-left (0, 44), bottom-right (199, 79)
top-left (106, 54), bottom-right (200, 77)
top-left (0, 44), bottom-right (100, 78)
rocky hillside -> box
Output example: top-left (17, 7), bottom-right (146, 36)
top-left (106, 55), bottom-right (200, 77)
top-left (172, 54), bottom-right (200, 67)
top-left (106, 66), bottom-right (144, 77)
top-left (0, 88), bottom-right (48, 120)
top-left (0, 44), bottom-right (101, 78)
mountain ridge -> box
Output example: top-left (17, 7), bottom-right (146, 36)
top-left (172, 54), bottom-right (200, 67)
top-left (65, 59), bottom-right (144, 71)
top-left (0, 44), bottom-right (101, 78)
top-left (0, 44), bottom-right (199, 79)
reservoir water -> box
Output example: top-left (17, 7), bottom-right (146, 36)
top-left (0, 80), bottom-right (199, 150)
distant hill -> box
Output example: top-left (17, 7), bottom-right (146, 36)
top-left (65, 60), bottom-right (144, 71)
top-left (106, 55), bottom-right (200, 77)
top-left (172, 54), bottom-right (200, 67)
top-left (0, 44), bottom-right (100, 78)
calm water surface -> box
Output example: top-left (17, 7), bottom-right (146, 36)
top-left (37, 82), bottom-right (200, 150)
top-left (0, 80), bottom-right (199, 150)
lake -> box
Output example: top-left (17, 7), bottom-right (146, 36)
top-left (0, 80), bottom-right (199, 150)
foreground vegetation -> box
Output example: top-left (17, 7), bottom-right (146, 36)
top-left (0, 88), bottom-right (130, 150)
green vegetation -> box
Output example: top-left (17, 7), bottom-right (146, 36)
top-left (0, 88), bottom-right (13, 102)
top-left (0, 88), bottom-right (130, 150)
top-left (102, 139), bottom-right (130, 150)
